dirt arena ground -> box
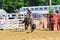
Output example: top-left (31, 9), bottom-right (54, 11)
top-left (0, 30), bottom-right (60, 40)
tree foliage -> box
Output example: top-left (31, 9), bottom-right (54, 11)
top-left (49, 8), bottom-right (54, 14)
top-left (0, 0), bottom-right (24, 13)
top-left (0, 0), bottom-right (60, 13)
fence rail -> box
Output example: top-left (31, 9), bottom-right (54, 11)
top-left (0, 19), bottom-right (25, 30)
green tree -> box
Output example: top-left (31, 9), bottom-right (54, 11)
top-left (56, 0), bottom-right (60, 5)
top-left (39, 0), bottom-right (49, 6)
top-left (0, 0), bottom-right (60, 13)
top-left (1, 0), bottom-right (24, 13)
top-left (49, 8), bottom-right (54, 14)
top-left (0, 0), bottom-right (4, 9)
top-left (29, 0), bottom-right (40, 6)
top-left (24, 0), bottom-right (31, 6)
top-left (52, 0), bottom-right (57, 5)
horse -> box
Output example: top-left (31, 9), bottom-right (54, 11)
top-left (23, 13), bottom-right (36, 33)
top-left (22, 13), bottom-right (32, 32)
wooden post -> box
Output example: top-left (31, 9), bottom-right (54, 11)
top-left (50, 0), bottom-right (52, 9)
top-left (16, 9), bottom-right (18, 31)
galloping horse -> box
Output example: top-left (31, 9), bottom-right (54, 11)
top-left (23, 8), bottom-right (36, 32)
top-left (23, 13), bottom-right (32, 32)
top-left (26, 13), bottom-right (32, 29)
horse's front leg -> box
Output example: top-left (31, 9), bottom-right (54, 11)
top-left (26, 24), bottom-right (32, 33)
top-left (25, 24), bottom-right (27, 30)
